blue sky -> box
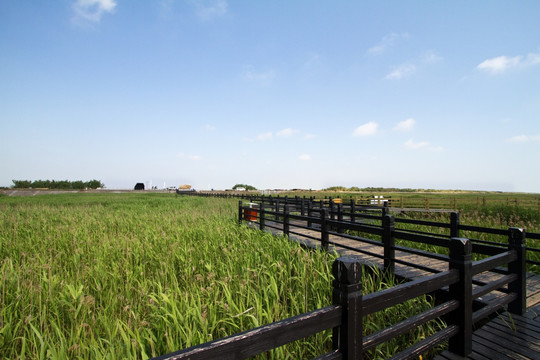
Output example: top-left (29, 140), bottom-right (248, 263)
top-left (1, 1), bottom-right (540, 192)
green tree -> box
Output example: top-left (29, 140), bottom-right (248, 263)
top-left (232, 184), bottom-right (257, 191)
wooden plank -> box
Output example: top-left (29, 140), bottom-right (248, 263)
top-left (473, 327), bottom-right (540, 359)
top-left (388, 325), bottom-right (458, 360)
top-left (481, 322), bottom-right (540, 350)
top-left (487, 321), bottom-right (540, 344)
top-left (469, 340), bottom-right (517, 360)
top-left (153, 305), bottom-right (342, 360)
top-left (498, 312), bottom-right (540, 331)
top-left (363, 300), bottom-right (458, 351)
top-left (362, 270), bottom-right (458, 315)
top-left (435, 349), bottom-right (491, 360)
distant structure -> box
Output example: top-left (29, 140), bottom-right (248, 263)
top-left (134, 183), bottom-right (145, 190)
top-left (176, 184), bottom-right (195, 193)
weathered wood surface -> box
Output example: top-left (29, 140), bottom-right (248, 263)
top-left (153, 305), bottom-right (342, 360)
top-left (435, 303), bottom-right (540, 360)
top-left (252, 220), bottom-right (540, 308)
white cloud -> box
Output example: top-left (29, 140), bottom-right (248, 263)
top-left (367, 33), bottom-right (409, 55)
top-left (204, 124), bottom-right (216, 131)
top-left (304, 133), bottom-right (317, 140)
top-left (405, 139), bottom-right (429, 149)
top-left (524, 51), bottom-right (540, 66)
top-left (477, 55), bottom-right (521, 74)
top-left (194, 0), bottom-right (228, 21)
top-left (299, 154), bottom-right (311, 161)
top-left (477, 50), bottom-right (540, 74)
top-left (277, 128), bottom-right (298, 137)
top-left (177, 152), bottom-right (202, 160)
top-left (404, 139), bottom-right (443, 151)
top-left (242, 66), bottom-right (276, 85)
top-left (394, 118), bottom-right (416, 131)
top-left (385, 64), bottom-right (416, 80)
top-left (506, 134), bottom-right (540, 143)
top-left (422, 50), bottom-right (442, 64)
top-left (353, 122), bottom-right (378, 137)
top-left (72, 0), bottom-right (116, 22)
top-left (257, 132), bottom-right (273, 141)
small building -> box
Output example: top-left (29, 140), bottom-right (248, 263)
top-left (134, 183), bottom-right (145, 190)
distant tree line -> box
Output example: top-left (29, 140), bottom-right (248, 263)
top-left (232, 184), bottom-right (257, 191)
top-left (12, 179), bottom-right (104, 190)
top-left (323, 186), bottom-right (420, 192)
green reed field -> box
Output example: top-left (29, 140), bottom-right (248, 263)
top-left (0, 193), bottom-right (443, 359)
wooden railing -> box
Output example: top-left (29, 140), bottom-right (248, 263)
top-left (236, 199), bottom-right (540, 269)
top-left (153, 233), bottom-right (526, 359)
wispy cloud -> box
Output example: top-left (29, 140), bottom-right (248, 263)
top-left (72, 0), bottom-right (116, 22)
top-left (177, 152), bottom-right (202, 160)
top-left (353, 122), bottom-right (378, 137)
top-left (242, 66), bottom-right (276, 85)
top-left (477, 50), bottom-right (540, 74)
top-left (257, 132), bottom-right (273, 141)
top-left (277, 128), bottom-right (298, 137)
top-left (159, 0), bottom-right (175, 19)
top-left (204, 124), bottom-right (216, 131)
top-left (304, 133), bottom-right (317, 140)
top-left (404, 139), bottom-right (429, 149)
top-left (194, 0), bottom-right (228, 21)
top-left (385, 64), bottom-right (416, 80)
top-left (302, 53), bottom-right (322, 70)
top-left (394, 118), bottom-right (416, 131)
top-left (477, 56), bottom-right (521, 74)
top-left (404, 139), bottom-right (443, 151)
top-left (367, 33), bottom-right (409, 55)
top-left (299, 154), bottom-right (311, 161)
top-left (422, 50), bottom-right (442, 64)
top-left (506, 134), bottom-right (540, 143)
top-left (385, 50), bottom-right (441, 80)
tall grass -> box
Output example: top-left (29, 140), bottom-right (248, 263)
top-left (0, 194), bottom-right (443, 359)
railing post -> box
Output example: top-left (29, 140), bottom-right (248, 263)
top-left (382, 214), bottom-right (395, 275)
top-left (350, 198), bottom-right (356, 223)
top-left (259, 204), bottom-right (265, 231)
top-left (275, 199), bottom-right (280, 221)
top-left (337, 204), bottom-right (343, 234)
top-left (238, 200), bottom-right (243, 225)
top-left (301, 198), bottom-right (305, 216)
top-left (508, 227), bottom-right (526, 315)
top-left (450, 212), bottom-right (460, 238)
top-left (332, 257), bottom-right (363, 359)
top-left (448, 238), bottom-right (472, 357)
top-left (307, 201), bottom-right (313, 228)
top-left (284, 205), bottom-right (290, 236)
top-left (321, 209), bottom-right (329, 251)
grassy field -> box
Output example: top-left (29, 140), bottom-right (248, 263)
top-left (0, 193), bottom-right (444, 359)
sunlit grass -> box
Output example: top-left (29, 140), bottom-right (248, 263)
top-left (0, 193), bottom-right (443, 359)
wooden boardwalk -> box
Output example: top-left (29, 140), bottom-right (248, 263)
top-left (249, 219), bottom-right (540, 359)
top-left (435, 303), bottom-right (540, 360)
top-left (255, 220), bottom-right (540, 308)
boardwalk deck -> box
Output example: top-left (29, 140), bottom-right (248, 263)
top-left (253, 220), bottom-right (540, 308)
top-left (434, 303), bottom-right (540, 360)
top-left (247, 218), bottom-right (540, 359)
